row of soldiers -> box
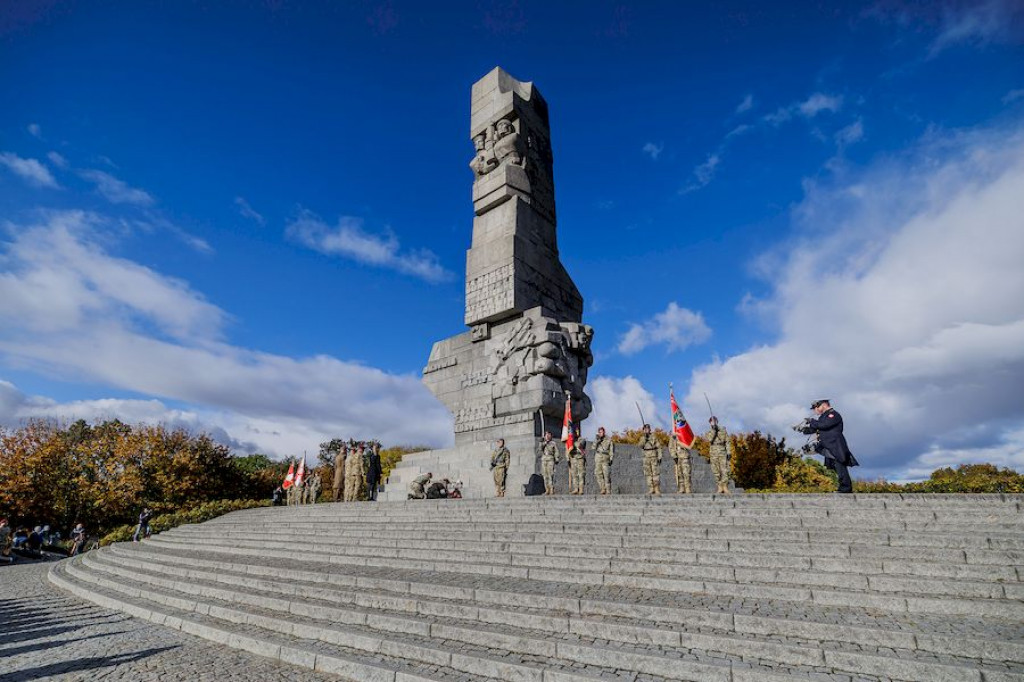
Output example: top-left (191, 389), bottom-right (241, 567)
top-left (492, 418), bottom-right (731, 496)
top-left (331, 440), bottom-right (384, 502)
top-left (285, 473), bottom-right (322, 505)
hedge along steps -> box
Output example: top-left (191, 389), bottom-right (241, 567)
top-left (75, 549), bottom-right (1014, 682)
top-left (101, 543), bottom-right (1024, 669)
top-left (166, 527), bottom-right (1022, 582)
top-left (148, 532), bottom-right (1024, 604)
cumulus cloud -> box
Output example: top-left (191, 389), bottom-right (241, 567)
top-left (0, 211), bottom-right (453, 455)
top-left (686, 122), bottom-right (1024, 480)
top-left (642, 142), bottom-right (664, 160)
top-left (286, 210), bottom-right (452, 283)
top-left (80, 169), bottom-right (155, 206)
top-left (587, 375), bottom-right (664, 435)
top-left (0, 152), bottom-right (59, 188)
top-left (618, 302), bottom-right (712, 355)
top-left (234, 196), bottom-right (265, 225)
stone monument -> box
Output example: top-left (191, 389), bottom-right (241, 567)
top-left (400, 67), bottom-right (594, 498)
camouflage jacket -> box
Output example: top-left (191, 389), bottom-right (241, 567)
top-left (705, 425), bottom-right (729, 457)
top-left (539, 439), bottom-right (560, 463)
top-left (491, 446), bottom-right (510, 469)
top-left (593, 436), bottom-right (614, 462)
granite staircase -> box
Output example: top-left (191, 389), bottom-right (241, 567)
top-left (51, 494), bottom-right (1024, 682)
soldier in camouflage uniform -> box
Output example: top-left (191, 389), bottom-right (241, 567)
top-left (408, 472), bottom-right (432, 499)
top-left (491, 438), bottom-right (510, 497)
top-left (308, 472), bottom-right (322, 504)
top-left (639, 424), bottom-right (662, 495)
top-left (332, 446), bottom-right (346, 502)
top-left (669, 437), bottom-right (691, 494)
top-left (344, 443), bottom-right (365, 501)
top-left (706, 416), bottom-right (731, 494)
top-left (567, 430), bottom-right (586, 495)
top-left (593, 427), bottom-right (615, 495)
top-left (539, 431), bottom-right (560, 495)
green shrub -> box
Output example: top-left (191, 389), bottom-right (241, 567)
top-left (100, 498), bottom-right (268, 546)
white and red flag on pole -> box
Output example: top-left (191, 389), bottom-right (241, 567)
top-left (282, 461), bottom-right (295, 489)
top-left (295, 456), bottom-right (307, 487)
top-left (560, 395), bottom-right (575, 454)
top-left (670, 386), bottom-right (696, 448)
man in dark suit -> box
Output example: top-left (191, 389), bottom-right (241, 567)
top-left (798, 399), bottom-right (859, 493)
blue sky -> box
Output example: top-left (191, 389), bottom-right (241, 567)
top-left (1, 0), bottom-right (1023, 480)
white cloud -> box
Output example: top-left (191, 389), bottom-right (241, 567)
top-left (235, 196), bottom-right (265, 225)
top-left (929, 0), bottom-right (1023, 56)
top-left (0, 152), bottom-right (59, 188)
top-left (0, 211), bottom-right (453, 455)
top-left (587, 375), bottom-right (664, 435)
top-left (27, 123), bottom-right (42, 138)
top-left (1004, 88), bottom-right (1024, 104)
top-left (641, 142), bottom-right (664, 160)
top-left (286, 210), bottom-right (452, 283)
top-left (835, 119), bottom-right (865, 147)
top-left (736, 94), bottom-right (754, 114)
top-left (682, 154), bottom-right (721, 193)
top-left (765, 93), bottom-right (843, 125)
top-left (46, 151), bottom-right (69, 169)
top-left (618, 302), bottom-right (712, 355)
top-left (686, 122), bottom-right (1024, 480)
top-left (80, 169), bottom-right (155, 206)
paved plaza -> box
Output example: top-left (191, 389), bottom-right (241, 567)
top-left (0, 562), bottom-right (337, 681)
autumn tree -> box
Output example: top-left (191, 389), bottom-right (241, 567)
top-left (729, 430), bottom-right (790, 490)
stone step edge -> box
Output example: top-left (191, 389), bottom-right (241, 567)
top-left (104, 544), bottom-right (1024, 668)
top-left (159, 528), bottom-right (1024, 567)
top-left (47, 560), bottom-right (466, 682)
top-left (165, 529), bottom-right (1024, 580)
top-left (174, 524), bottom-right (1024, 550)
top-left (146, 535), bottom-right (1023, 607)
top-left (60, 555), bottom-right (739, 682)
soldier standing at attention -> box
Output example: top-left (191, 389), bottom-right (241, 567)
top-left (670, 437), bottom-right (692, 494)
top-left (539, 430), bottom-right (560, 495)
top-left (332, 445), bottom-right (347, 502)
top-left (344, 443), bottom-right (365, 501)
top-left (491, 438), bottom-right (510, 497)
top-left (706, 416), bottom-right (731, 494)
top-left (639, 424), bottom-right (662, 495)
top-left (308, 472), bottom-right (322, 504)
top-left (567, 429), bottom-right (586, 494)
top-left (593, 427), bottom-right (615, 495)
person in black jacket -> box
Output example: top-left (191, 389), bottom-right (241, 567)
top-left (365, 442), bottom-right (384, 501)
top-left (797, 399), bottom-right (859, 493)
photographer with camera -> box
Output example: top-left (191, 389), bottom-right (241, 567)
top-left (794, 399), bottom-right (859, 493)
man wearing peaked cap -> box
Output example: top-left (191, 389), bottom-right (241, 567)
top-left (798, 399), bottom-right (859, 493)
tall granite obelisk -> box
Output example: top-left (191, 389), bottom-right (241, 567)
top-left (406, 67), bottom-right (593, 497)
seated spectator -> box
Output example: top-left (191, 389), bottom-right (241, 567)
top-left (0, 518), bottom-right (12, 563)
top-left (26, 526), bottom-right (43, 552)
top-left (70, 522), bottom-right (85, 556)
top-left (13, 527), bottom-right (29, 548)
top-left (133, 508), bottom-right (153, 542)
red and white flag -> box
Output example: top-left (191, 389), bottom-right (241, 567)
top-left (670, 388), bottom-right (696, 448)
top-left (295, 456), bottom-right (307, 487)
top-left (282, 461), bottom-right (295, 490)
top-left (560, 396), bottom-right (575, 454)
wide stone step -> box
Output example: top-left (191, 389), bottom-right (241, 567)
top-left (75, 546), bottom-right (1023, 682)
top-left (102, 544), bottom-right (1024, 671)
top-left (166, 527), bottom-right (1021, 584)
top-left (161, 527), bottom-right (1024, 571)
top-left (144, 534), bottom-right (1024, 620)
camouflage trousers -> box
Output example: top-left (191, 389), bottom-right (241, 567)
top-left (541, 458), bottom-right (557, 494)
top-left (569, 456), bottom-right (585, 494)
top-left (493, 465), bottom-right (507, 496)
top-left (595, 456), bottom-right (612, 494)
top-left (643, 455), bottom-right (661, 494)
top-left (408, 481), bottom-right (426, 499)
top-left (673, 452), bottom-right (691, 494)
top-left (711, 452), bottom-right (729, 492)
top-left (344, 474), bottom-right (363, 502)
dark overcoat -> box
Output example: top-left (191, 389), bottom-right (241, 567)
top-left (805, 409), bottom-right (859, 467)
